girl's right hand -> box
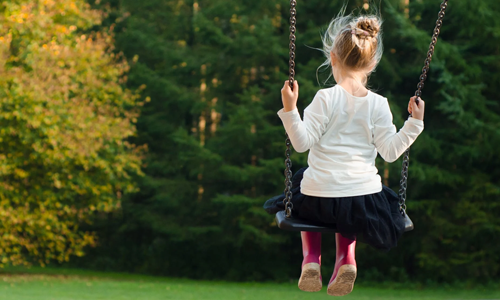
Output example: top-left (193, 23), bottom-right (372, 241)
top-left (408, 96), bottom-right (425, 121)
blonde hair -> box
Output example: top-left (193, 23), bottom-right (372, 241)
top-left (319, 12), bottom-right (383, 85)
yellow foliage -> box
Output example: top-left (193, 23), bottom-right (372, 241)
top-left (0, 0), bottom-right (144, 266)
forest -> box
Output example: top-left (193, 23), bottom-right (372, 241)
top-left (0, 0), bottom-right (499, 284)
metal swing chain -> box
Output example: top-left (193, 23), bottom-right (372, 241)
top-left (398, 0), bottom-right (449, 214)
top-left (283, 0), bottom-right (297, 218)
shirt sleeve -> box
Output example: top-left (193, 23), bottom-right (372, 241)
top-left (373, 98), bottom-right (424, 163)
top-left (277, 90), bottom-right (330, 153)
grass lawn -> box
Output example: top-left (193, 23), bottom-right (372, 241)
top-left (1, 268), bottom-right (499, 300)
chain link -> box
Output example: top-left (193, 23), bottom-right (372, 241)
top-left (283, 0), bottom-right (297, 218)
top-left (399, 0), bottom-right (448, 214)
top-left (283, 135), bottom-right (293, 217)
top-left (288, 0), bottom-right (297, 90)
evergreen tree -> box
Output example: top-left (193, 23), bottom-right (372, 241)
top-left (81, 0), bottom-right (500, 282)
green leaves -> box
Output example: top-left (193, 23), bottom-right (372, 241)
top-left (72, 0), bottom-right (500, 283)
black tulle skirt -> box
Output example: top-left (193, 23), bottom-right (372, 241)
top-left (263, 168), bottom-right (406, 251)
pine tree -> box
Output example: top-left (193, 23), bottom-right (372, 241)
top-left (82, 0), bottom-right (500, 282)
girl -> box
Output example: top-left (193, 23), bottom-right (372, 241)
top-left (264, 14), bottom-right (425, 296)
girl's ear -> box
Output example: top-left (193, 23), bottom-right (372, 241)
top-left (330, 52), bottom-right (337, 66)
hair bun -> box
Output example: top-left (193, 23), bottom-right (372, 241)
top-left (355, 17), bottom-right (380, 39)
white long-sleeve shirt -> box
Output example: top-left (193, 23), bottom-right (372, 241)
top-left (278, 85), bottom-right (424, 197)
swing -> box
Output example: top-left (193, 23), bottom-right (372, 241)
top-left (276, 0), bottom-right (449, 233)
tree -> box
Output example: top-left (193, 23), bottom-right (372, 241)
top-left (80, 0), bottom-right (500, 283)
top-left (379, 0), bottom-right (500, 281)
top-left (0, 0), bottom-right (143, 266)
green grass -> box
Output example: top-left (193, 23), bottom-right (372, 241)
top-left (1, 268), bottom-right (499, 300)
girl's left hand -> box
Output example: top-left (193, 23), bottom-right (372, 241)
top-left (281, 80), bottom-right (299, 112)
top-left (408, 96), bottom-right (425, 121)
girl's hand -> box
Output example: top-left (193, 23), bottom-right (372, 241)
top-left (408, 96), bottom-right (425, 121)
top-left (281, 80), bottom-right (299, 112)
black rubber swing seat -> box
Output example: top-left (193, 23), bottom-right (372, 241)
top-left (275, 210), bottom-right (415, 233)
